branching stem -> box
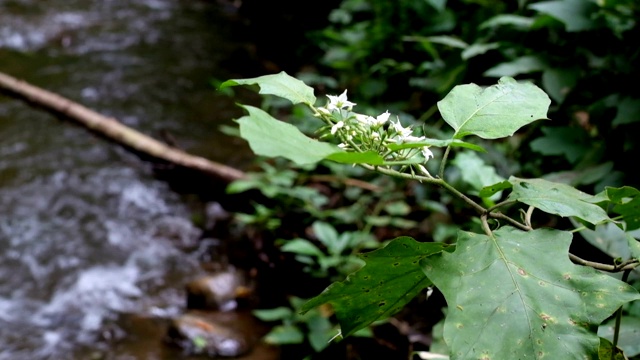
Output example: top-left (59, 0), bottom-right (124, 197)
top-left (568, 254), bottom-right (640, 272)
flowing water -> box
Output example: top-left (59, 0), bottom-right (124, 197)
top-left (0, 1), bottom-right (256, 358)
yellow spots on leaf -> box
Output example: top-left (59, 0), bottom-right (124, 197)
top-left (563, 273), bottom-right (571, 280)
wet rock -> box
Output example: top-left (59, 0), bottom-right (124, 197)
top-left (186, 269), bottom-right (253, 311)
top-left (165, 312), bottom-right (251, 357)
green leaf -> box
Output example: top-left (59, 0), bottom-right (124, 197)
top-left (542, 67), bottom-right (579, 104)
top-left (236, 105), bottom-right (385, 165)
top-left (479, 180), bottom-right (513, 198)
top-left (606, 186), bottom-right (640, 231)
top-left (598, 337), bottom-right (628, 360)
top-left (628, 235), bottom-right (640, 260)
top-left (425, 0), bottom-right (447, 12)
top-left (612, 97), bottom-right (640, 126)
top-left (479, 14), bottom-right (535, 30)
top-left (263, 324), bottom-right (305, 345)
top-left (280, 239), bottom-right (325, 257)
top-left (253, 307), bottom-right (294, 321)
top-left (300, 237), bottom-right (451, 337)
top-left (452, 151), bottom-right (505, 194)
top-left (437, 77), bottom-right (551, 139)
top-left (422, 227), bottom-right (640, 359)
top-left (598, 316), bottom-right (640, 357)
top-left (529, 126), bottom-right (588, 164)
top-left (220, 71), bottom-right (316, 105)
top-left (326, 151), bottom-right (386, 165)
top-left (529, 0), bottom-right (599, 32)
top-left (572, 221), bottom-right (635, 259)
top-left (387, 138), bottom-right (486, 152)
top-left (573, 220), bottom-right (633, 260)
top-left (461, 42), bottom-right (500, 60)
top-left (543, 162), bottom-right (614, 187)
top-left (307, 315), bottom-right (336, 352)
top-left (384, 201), bottom-right (411, 216)
top-left (508, 177), bottom-right (610, 225)
top-left (484, 55), bottom-right (547, 78)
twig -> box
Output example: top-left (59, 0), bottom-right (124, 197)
top-left (568, 253), bottom-right (640, 272)
top-left (309, 174), bottom-right (382, 192)
top-left (0, 71), bottom-right (245, 183)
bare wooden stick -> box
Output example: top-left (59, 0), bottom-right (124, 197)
top-left (0, 71), bottom-right (245, 182)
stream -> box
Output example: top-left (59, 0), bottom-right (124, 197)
top-left (0, 1), bottom-right (258, 358)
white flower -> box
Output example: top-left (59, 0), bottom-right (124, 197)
top-left (316, 107), bottom-right (331, 116)
top-left (326, 90), bottom-right (356, 111)
top-left (403, 135), bottom-right (426, 143)
top-left (374, 111), bottom-right (390, 127)
top-left (354, 111), bottom-right (390, 128)
top-left (331, 121), bottom-right (344, 135)
top-left (421, 147), bottom-right (434, 161)
top-left (392, 119), bottom-right (412, 138)
top-left (355, 113), bottom-right (374, 125)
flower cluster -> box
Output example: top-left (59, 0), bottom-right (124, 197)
top-left (314, 90), bottom-right (434, 175)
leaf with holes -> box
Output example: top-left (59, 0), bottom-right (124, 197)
top-left (422, 227), bottom-right (640, 359)
top-left (508, 177), bottom-right (610, 225)
top-left (300, 237), bottom-right (452, 337)
top-left (437, 76), bottom-right (550, 139)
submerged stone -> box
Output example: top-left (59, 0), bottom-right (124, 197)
top-left (165, 313), bottom-right (250, 357)
top-left (185, 269), bottom-right (253, 311)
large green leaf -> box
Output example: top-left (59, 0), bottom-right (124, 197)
top-left (529, 126), bottom-right (588, 164)
top-left (606, 186), bottom-right (640, 231)
top-left (219, 71), bottom-right (316, 106)
top-left (437, 77), bottom-right (550, 139)
top-left (236, 105), bottom-right (384, 165)
top-left (422, 227), bottom-right (640, 359)
top-left (508, 177), bottom-right (610, 225)
top-left (529, 0), bottom-right (599, 32)
top-left (300, 237), bottom-right (451, 337)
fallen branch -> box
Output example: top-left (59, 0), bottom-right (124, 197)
top-left (0, 71), bottom-right (245, 183)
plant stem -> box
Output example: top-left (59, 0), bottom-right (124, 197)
top-left (487, 200), bottom-right (517, 213)
top-left (438, 145), bottom-right (452, 179)
top-left (363, 164), bottom-right (532, 230)
top-left (490, 211), bottom-right (531, 231)
top-left (568, 253), bottom-right (640, 272)
top-left (611, 269), bottom-right (632, 360)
